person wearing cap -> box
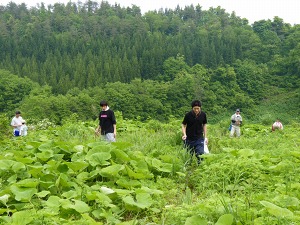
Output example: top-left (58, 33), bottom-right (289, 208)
top-left (11, 111), bottom-right (23, 136)
top-left (230, 109), bottom-right (243, 137)
top-left (20, 119), bottom-right (28, 136)
top-left (182, 100), bottom-right (208, 164)
top-left (95, 100), bottom-right (117, 142)
top-left (272, 119), bottom-right (283, 131)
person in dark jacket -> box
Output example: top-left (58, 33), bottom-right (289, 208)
top-left (182, 100), bottom-right (208, 164)
top-left (95, 100), bottom-right (116, 142)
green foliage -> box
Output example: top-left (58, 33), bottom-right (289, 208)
top-left (0, 1), bottom-right (298, 96)
top-left (0, 118), bottom-right (300, 224)
top-left (0, 2), bottom-right (300, 224)
top-left (0, 2), bottom-right (299, 124)
top-left (0, 114), bottom-right (11, 139)
top-left (0, 70), bottom-right (37, 113)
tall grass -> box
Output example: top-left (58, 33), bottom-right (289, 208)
top-left (1, 115), bottom-right (300, 224)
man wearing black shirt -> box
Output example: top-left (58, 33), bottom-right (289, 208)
top-left (182, 100), bottom-right (208, 164)
top-left (95, 100), bottom-right (116, 142)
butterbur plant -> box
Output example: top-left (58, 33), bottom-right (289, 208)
top-left (0, 133), bottom-right (170, 224)
top-left (0, 120), bottom-right (299, 224)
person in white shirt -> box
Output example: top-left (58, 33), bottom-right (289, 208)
top-left (11, 111), bottom-right (23, 136)
top-left (272, 119), bottom-right (283, 131)
top-left (230, 109), bottom-right (243, 137)
top-left (20, 120), bottom-right (28, 136)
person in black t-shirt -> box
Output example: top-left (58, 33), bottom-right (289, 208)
top-left (182, 100), bottom-right (208, 164)
top-left (95, 100), bottom-right (116, 142)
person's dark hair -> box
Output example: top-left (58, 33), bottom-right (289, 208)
top-left (100, 100), bottom-right (108, 106)
top-left (191, 100), bottom-right (201, 107)
top-left (15, 110), bottom-right (21, 115)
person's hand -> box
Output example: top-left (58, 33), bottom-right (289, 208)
top-left (182, 135), bottom-right (187, 140)
top-left (205, 138), bottom-right (208, 144)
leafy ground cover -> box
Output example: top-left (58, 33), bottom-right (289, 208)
top-left (0, 118), bottom-right (299, 225)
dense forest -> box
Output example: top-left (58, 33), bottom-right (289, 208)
top-left (0, 1), bottom-right (299, 124)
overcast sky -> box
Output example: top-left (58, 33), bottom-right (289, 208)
top-left (1, 0), bottom-right (299, 25)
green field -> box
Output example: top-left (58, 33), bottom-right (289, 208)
top-left (0, 118), bottom-right (299, 225)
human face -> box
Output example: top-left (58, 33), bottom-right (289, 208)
top-left (101, 105), bottom-right (107, 111)
top-left (193, 106), bottom-right (201, 115)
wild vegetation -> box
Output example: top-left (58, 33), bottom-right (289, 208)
top-left (0, 117), bottom-right (299, 224)
top-left (0, 1), bottom-right (300, 224)
top-left (0, 0), bottom-right (299, 123)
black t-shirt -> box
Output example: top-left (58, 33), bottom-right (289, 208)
top-left (99, 109), bottom-right (116, 135)
top-left (182, 110), bottom-right (207, 141)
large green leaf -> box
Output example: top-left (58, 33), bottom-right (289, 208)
top-left (11, 210), bottom-right (34, 225)
top-left (0, 194), bottom-right (10, 205)
top-left (65, 161), bottom-right (89, 172)
top-left (73, 145), bottom-right (85, 153)
top-left (35, 190), bottom-right (50, 198)
top-left (85, 191), bottom-right (112, 206)
top-left (260, 200), bottom-right (294, 218)
top-left (237, 149), bottom-right (254, 157)
top-left (99, 164), bottom-right (125, 177)
top-left (138, 186), bottom-right (163, 195)
top-left (14, 156), bottom-right (34, 164)
top-left (0, 160), bottom-right (25, 172)
top-left (55, 173), bottom-right (72, 188)
top-left (10, 185), bottom-right (37, 202)
top-left (87, 142), bottom-right (111, 150)
top-left (27, 164), bottom-right (44, 178)
top-left (25, 141), bottom-right (42, 149)
top-left (185, 216), bottom-right (207, 225)
top-left (111, 142), bottom-right (132, 150)
top-left (151, 158), bottom-right (173, 173)
top-left (57, 163), bottom-right (69, 173)
top-left (215, 214), bottom-right (234, 225)
top-left (15, 179), bottom-right (39, 188)
top-left (72, 199), bottom-right (90, 213)
top-left (111, 149), bottom-right (131, 162)
top-left (81, 213), bottom-right (104, 225)
top-left (122, 193), bottom-right (153, 210)
top-left (62, 190), bottom-right (79, 199)
top-left (116, 178), bottom-right (141, 189)
top-left (273, 195), bottom-right (300, 207)
top-left (38, 141), bottom-right (54, 151)
top-left (44, 196), bottom-right (61, 214)
top-left (36, 150), bottom-right (54, 161)
top-left (125, 165), bottom-right (149, 179)
top-left (87, 152), bottom-right (111, 166)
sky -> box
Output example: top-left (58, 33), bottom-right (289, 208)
top-left (1, 0), bottom-right (299, 25)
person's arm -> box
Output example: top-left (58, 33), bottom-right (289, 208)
top-left (11, 119), bottom-right (19, 128)
top-left (182, 124), bottom-right (187, 140)
top-left (113, 124), bottom-right (116, 138)
top-left (231, 115), bottom-right (236, 124)
top-left (95, 125), bottom-right (101, 135)
top-left (203, 124), bottom-right (208, 144)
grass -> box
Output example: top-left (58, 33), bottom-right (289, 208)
top-left (0, 116), bottom-right (300, 224)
